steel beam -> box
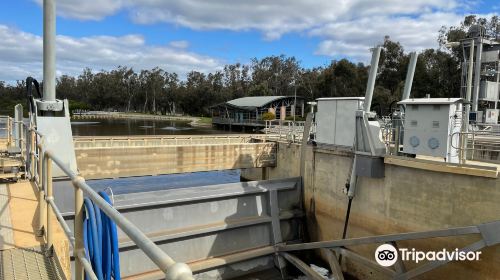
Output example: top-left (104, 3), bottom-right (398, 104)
top-left (394, 240), bottom-right (486, 280)
top-left (321, 248), bottom-right (344, 280)
top-left (281, 252), bottom-right (325, 280)
top-left (278, 226), bottom-right (480, 252)
top-left (339, 247), bottom-right (396, 276)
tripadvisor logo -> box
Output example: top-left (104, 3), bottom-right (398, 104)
top-left (375, 244), bottom-right (398, 267)
top-left (375, 244), bottom-right (482, 267)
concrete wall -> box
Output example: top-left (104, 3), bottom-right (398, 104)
top-left (76, 143), bottom-right (276, 179)
top-left (241, 142), bottom-right (301, 181)
top-left (242, 142), bottom-right (500, 279)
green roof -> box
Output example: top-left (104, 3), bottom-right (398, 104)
top-left (227, 96), bottom-right (287, 108)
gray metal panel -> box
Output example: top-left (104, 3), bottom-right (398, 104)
top-left (479, 81), bottom-right (499, 101)
top-left (37, 114), bottom-right (77, 177)
top-left (60, 178), bottom-right (303, 278)
top-left (481, 50), bottom-right (500, 62)
top-left (355, 154), bottom-right (384, 178)
top-left (316, 98), bottom-right (364, 147)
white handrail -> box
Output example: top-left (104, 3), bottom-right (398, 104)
top-left (28, 126), bottom-right (194, 280)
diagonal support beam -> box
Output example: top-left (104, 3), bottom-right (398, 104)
top-left (280, 252), bottom-right (326, 280)
top-left (321, 248), bottom-right (345, 280)
top-left (394, 240), bottom-right (486, 280)
top-left (278, 225), bottom-right (480, 252)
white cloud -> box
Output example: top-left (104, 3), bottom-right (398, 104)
top-left (313, 12), bottom-right (465, 61)
top-left (38, 0), bottom-right (460, 38)
top-left (34, 0), bottom-right (124, 21)
top-left (31, 0), bottom-right (481, 62)
top-left (0, 25), bottom-right (222, 83)
top-left (169, 40), bottom-right (189, 49)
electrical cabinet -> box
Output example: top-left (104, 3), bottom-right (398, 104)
top-left (479, 81), bottom-right (499, 101)
top-left (485, 109), bottom-right (499, 124)
top-left (316, 97), bottom-right (364, 147)
top-left (398, 98), bottom-right (464, 163)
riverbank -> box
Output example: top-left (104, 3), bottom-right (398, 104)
top-left (72, 112), bottom-right (213, 127)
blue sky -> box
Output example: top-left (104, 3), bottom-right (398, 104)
top-left (0, 0), bottom-right (497, 82)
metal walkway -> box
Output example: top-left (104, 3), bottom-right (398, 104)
top-left (0, 247), bottom-right (65, 280)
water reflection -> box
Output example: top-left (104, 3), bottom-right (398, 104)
top-left (86, 170), bottom-right (241, 195)
top-left (71, 118), bottom-right (228, 136)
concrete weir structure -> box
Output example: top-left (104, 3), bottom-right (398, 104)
top-left (241, 142), bottom-right (500, 279)
top-left (73, 135), bottom-right (277, 179)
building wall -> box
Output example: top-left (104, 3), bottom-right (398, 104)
top-left (242, 142), bottom-right (500, 279)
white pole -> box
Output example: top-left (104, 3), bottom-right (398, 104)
top-left (364, 46), bottom-right (381, 113)
top-left (472, 38), bottom-right (483, 112)
top-left (43, 0), bottom-right (56, 102)
top-left (402, 52), bottom-right (418, 100)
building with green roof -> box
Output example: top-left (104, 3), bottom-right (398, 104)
top-left (211, 96), bottom-right (305, 129)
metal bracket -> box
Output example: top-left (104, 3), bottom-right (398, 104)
top-left (36, 99), bottom-right (64, 112)
top-left (478, 220), bottom-right (500, 246)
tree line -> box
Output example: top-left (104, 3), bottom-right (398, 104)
top-left (1, 15), bottom-right (498, 117)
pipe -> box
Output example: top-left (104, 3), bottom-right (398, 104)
top-left (363, 46), bottom-right (382, 113)
top-left (460, 40), bottom-right (476, 164)
top-left (43, 0), bottom-right (56, 102)
top-left (402, 52), bottom-right (418, 100)
top-left (472, 38), bottom-right (483, 112)
top-left (466, 40), bottom-right (475, 104)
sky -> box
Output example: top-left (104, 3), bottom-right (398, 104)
top-left (0, 0), bottom-right (498, 83)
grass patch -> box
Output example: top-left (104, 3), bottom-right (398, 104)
top-left (197, 117), bottom-right (212, 124)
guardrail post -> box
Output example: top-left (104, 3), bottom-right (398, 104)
top-left (37, 148), bottom-right (47, 237)
top-left (7, 117), bottom-right (12, 146)
top-left (73, 177), bottom-right (85, 280)
top-left (46, 156), bottom-right (54, 255)
top-left (30, 130), bottom-right (35, 178)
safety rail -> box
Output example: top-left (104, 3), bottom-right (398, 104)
top-left (264, 120), bottom-right (310, 143)
top-left (0, 115), bottom-right (13, 146)
top-left (73, 134), bottom-right (278, 148)
top-left (27, 126), bottom-right (194, 280)
top-left (450, 130), bottom-right (500, 162)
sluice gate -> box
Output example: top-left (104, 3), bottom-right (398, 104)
top-left (54, 178), bottom-right (304, 279)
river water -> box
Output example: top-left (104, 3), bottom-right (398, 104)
top-left (71, 118), bottom-right (226, 136)
top-left (72, 118), bottom-right (243, 194)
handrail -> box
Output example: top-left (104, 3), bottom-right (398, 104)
top-left (27, 125), bottom-right (194, 280)
top-left (0, 115), bottom-right (13, 148)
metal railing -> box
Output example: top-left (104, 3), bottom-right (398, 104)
top-left (27, 125), bottom-right (194, 280)
top-left (264, 120), bottom-right (309, 143)
top-left (0, 115), bottom-right (13, 146)
top-left (212, 116), bottom-right (267, 125)
top-left (73, 134), bottom-right (279, 148)
top-left (451, 130), bottom-right (500, 162)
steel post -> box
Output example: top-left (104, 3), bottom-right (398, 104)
top-left (46, 156), bottom-right (53, 254)
top-left (73, 177), bottom-right (84, 280)
top-left (460, 40), bottom-right (475, 163)
top-left (37, 148), bottom-right (46, 237)
top-left (364, 46), bottom-right (381, 113)
top-left (43, 0), bottom-right (56, 102)
top-left (472, 38), bottom-right (483, 112)
top-left (30, 130), bottom-right (35, 178)
top-left (402, 52), bottom-right (418, 100)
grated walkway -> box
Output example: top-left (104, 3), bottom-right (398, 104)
top-left (0, 246), bottom-right (64, 280)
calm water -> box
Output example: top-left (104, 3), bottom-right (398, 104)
top-left (71, 118), bottom-right (226, 136)
top-left (71, 118), bottom-right (242, 194)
